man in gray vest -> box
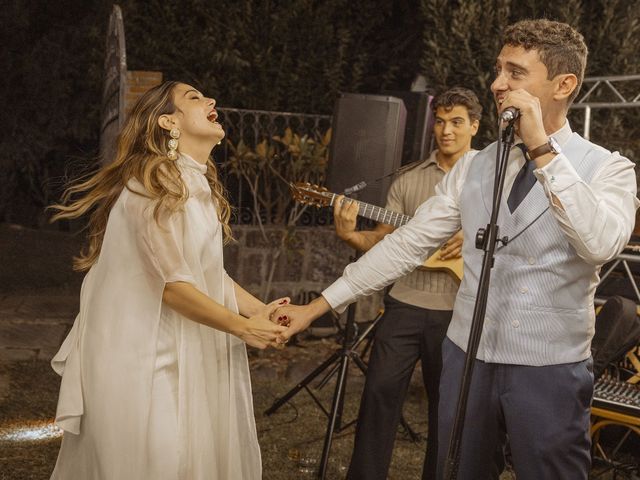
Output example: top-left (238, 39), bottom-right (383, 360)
top-left (276, 19), bottom-right (639, 479)
top-left (333, 87), bottom-right (481, 480)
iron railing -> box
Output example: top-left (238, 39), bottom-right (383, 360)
top-left (213, 107), bottom-right (333, 225)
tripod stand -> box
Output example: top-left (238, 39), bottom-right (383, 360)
top-left (264, 290), bottom-right (421, 479)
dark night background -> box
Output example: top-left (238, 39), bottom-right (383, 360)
top-left (1, 0), bottom-right (639, 228)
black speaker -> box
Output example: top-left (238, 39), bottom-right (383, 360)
top-left (382, 91), bottom-right (434, 166)
top-left (326, 93), bottom-right (406, 207)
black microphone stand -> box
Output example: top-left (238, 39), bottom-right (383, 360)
top-left (443, 119), bottom-right (517, 480)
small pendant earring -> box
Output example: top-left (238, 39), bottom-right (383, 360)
top-left (167, 128), bottom-right (180, 160)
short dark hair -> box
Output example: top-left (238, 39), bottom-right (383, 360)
top-left (432, 87), bottom-right (483, 122)
top-left (503, 19), bottom-right (588, 104)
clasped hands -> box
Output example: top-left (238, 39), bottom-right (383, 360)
top-left (268, 296), bottom-right (332, 347)
top-left (243, 296), bottom-right (329, 349)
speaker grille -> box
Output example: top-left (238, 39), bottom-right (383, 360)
top-left (327, 93), bottom-right (407, 207)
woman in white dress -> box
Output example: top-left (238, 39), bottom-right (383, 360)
top-left (48, 81), bottom-right (289, 479)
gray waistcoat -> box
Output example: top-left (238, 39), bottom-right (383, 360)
top-left (448, 133), bottom-right (609, 366)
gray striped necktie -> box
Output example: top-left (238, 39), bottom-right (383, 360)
top-left (507, 144), bottom-right (536, 213)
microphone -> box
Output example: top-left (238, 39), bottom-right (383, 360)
top-left (343, 181), bottom-right (367, 196)
top-left (500, 107), bottom-right (520, 123)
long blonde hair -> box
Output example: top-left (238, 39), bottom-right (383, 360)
top-left (50, 81), bottom-right (233, 271)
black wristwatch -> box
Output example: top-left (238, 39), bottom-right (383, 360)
top-left (527, 136), bottom-right (561, 160)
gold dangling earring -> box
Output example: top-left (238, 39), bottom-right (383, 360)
top-left (167, 128), bottom-right (181, 160)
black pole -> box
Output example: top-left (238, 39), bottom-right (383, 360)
top-left (443, 121), bottom-right (517, 480)
top-left (317, 250), bottom-right (360, 479)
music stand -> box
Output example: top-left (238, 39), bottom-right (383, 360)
top-left (264, 252), bottom-right (421, 479)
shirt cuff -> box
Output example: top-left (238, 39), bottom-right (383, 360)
top-left (322, 277), bottom-right (357, 314)
top-left (533, 153), bottom-right (581, 193)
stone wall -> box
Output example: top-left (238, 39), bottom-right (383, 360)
top-left (0, 223), bottom-right (384, 362)
top-left (224, 225), bottom-right (385, 323)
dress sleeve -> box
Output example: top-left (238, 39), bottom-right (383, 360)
top-left (126, 192), bottom-right (196, 285)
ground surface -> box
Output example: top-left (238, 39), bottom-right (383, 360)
top-left (0, 223), bottom-right (434, 479)
top-left (0, 223), bottom-right (636, 479)
top-left (0, 337), bottom-right (435, 479)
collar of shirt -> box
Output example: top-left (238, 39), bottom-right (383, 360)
top-left (512, 120), bottom-right (573, 155)
top-left (178, 153), bottom-right (208, 175)
top-left (177, 153), bottom-right (211, 199)
top-left (427, 149), bottom-right (479, 173)
top-left (393, 150), bottom-right (440, 178)
top-left (424, 149), bottom-right (440, 169)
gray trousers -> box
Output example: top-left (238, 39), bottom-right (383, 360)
top-left (437, 337), bottom-right (593, 480)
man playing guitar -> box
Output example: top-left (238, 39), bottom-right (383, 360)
top-left (333, 87), bottom-right (481, 480)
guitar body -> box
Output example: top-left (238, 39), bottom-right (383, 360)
top-left (291, 182), bottom-right (463, 282)
top-left (421, 250), bottom-right (463, 281)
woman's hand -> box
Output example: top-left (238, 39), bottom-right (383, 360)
top-left (236, 301), bottom-right (289, 349)
top-left (163, 281), bottom-right (288, 348)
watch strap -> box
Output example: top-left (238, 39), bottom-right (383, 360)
top-left (528, 141), bottom-right (552, 160)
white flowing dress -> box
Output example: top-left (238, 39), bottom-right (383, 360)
top-left (50, 154), bottom-right (261, 479)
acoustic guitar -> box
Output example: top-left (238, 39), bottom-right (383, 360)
top-left (291, 182), bottom-right (463, 281)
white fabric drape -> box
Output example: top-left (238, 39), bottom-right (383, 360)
top-left (50, 154), bottom-right (261, 479)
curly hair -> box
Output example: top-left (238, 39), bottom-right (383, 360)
top-left (432, 87), bottom-right (483, 122)
top-left (503, 19), bottom-right (588, 103)
top-left (50, 81), bottom-right (233, 271)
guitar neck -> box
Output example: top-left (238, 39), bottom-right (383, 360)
top-left (329, 193), bottom-right (411, 228)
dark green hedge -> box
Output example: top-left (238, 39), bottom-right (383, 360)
top-left (2, 0), bottom-right (638, 226)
